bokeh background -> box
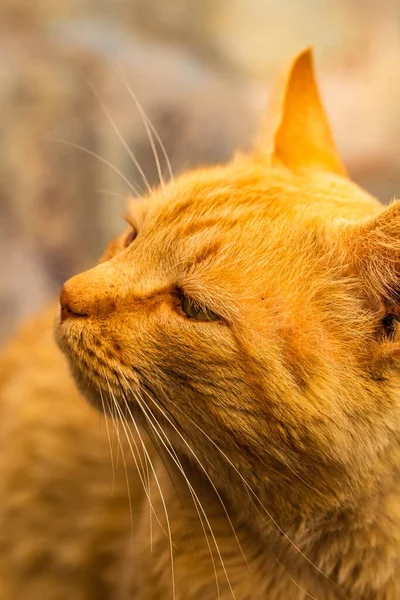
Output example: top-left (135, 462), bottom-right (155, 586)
top-left (1, 0), bottom-right (400, 343)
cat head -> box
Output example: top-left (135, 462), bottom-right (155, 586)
top-left (56, 49), bottom-right (400, 515)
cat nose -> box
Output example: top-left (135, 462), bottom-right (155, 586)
top-left (59, 262), bottom-right (118, 323)
top-left (60, 285), bottom-right (88, 323)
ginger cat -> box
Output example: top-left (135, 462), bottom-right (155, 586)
top-left (1, 48), bottom-right (400, 599)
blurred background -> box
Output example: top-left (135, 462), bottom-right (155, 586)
top-left (1, 0), bottom-right (400, 343)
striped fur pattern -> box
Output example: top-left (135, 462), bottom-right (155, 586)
top-left (1, 49), bottom-right (400, 598)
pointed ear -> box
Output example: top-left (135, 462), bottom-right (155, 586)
top-left (258, 48), bottom-right (347, 176)
top-left (347, 201), bottom-right (400, 306)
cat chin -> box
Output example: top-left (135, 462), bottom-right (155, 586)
top-left (66, 361), bottom-right (104, 411)
top-left (63, 358), bottom-right (145, 425)
top-left (53, 310), bottom-right (99, 404)
top-left (53, 312), bottom-right (63, 346)
top-left (53, 310), bottom-right (83, 356)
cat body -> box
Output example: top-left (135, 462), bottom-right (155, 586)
top-left (0, 49), bottom-right (400, 599)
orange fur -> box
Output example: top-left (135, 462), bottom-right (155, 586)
top-left (1, 48), bottom-right (399, 599)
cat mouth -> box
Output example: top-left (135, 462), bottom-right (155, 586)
top-left (55, 316), bottom-right (107, 405)
top-left (55, 314), bottom-right (144, 417)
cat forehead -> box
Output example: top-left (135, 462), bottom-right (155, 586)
top-left (123, 167), bottom-right (329, 290)
top-left (131, 159), bottom-right (373, 232)
top-left (127, 168), bottom-right (288, 256)
top-left (134, 162), bottom-right (294, 227)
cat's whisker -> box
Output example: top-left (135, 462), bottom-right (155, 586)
top-left (134, 391), bottom-right (223, 600)
top-left (276, 453), bottom-right (324, 497)
top-left (120, 403), bottom-right (150, 496)
top-left (267, 552), bottom-right (319, 600)
top-left (46, 137), bottom-right (141, 197)
top-left (114, 67), bottom-right (169, 191)
top-left (98, 385), bottom-right (116, 495)
top-left (95, 189), bottom-right (130, 201)
top-left (115, 66), bottom-right (174, 183)
top-left (142, 433), bottom-right (153, 551)
top-left (112, 374), bottom-right (186, 548)
top-left (130, 96), bottom-right (174, 185)
top-left (126, 411), bottom-right (177, 600)
top-left (123, 373), bottom-right (239, 600)
top-left (104, 373), bottom-right (134, 536)
top-left (104, 373), bottom-right (167, 543)
top-left (116, 370), bottom-right (195, 525)
top-left (108, 387), bottom-right (120, 469)
top-left (143, 427), bottom-right (193, 556)
top-left (112, 388), bottom-right (149, 489)
top-left (132, 97), bottom-right (174, 185)
top-left (109, 377), bottom-right (172, 551)
top-left (112, 403), bottom-right (143, 538)
top-left (89, 85), bottom-right (152, 196)
top-left (131, 376), bottom-right (250, 573)
top-left (118, 391), bottom-right (171, 544)
top-left (142, 388), bottom-right (318, 598)
top-left (166, 396), bottom-right (342, 592)
top-left (114, 368), bottom-right (220, 596)
top-left (108, 374), bottom-right (177, 600)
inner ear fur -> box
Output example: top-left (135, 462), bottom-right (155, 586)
top-left (258, 47), bottom-right (347, 176)
top-left (348, 201), bottom-right (400, 307)
top-left (342, 201), bottom-right (400, 368)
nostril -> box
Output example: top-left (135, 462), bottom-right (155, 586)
top-left (60, 304), bottom-right (73, 323)
top-left (60, 285), bottom-right (88, 323)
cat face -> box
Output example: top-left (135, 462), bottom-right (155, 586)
top-left (56, 49), bottom-right (400, 513)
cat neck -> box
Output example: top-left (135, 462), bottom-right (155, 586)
top-left (165, 443), bottom-right (400, 598)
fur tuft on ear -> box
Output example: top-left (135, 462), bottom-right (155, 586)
top-left (258, 47), bottom-right (347, 177)
top-left (348, 201), bottom-right (400, 305)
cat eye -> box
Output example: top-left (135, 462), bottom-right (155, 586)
top-left (382, 313), bottom-right (398, 339)
top-left (180, 295), bottom-right (219, 322)
top-left (124, 229), bottom-right (137, 247)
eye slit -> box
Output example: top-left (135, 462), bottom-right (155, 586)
top-left (382, 313), bottom-right (398, 339)
top-left (180, 294), bottom-right (219, 322)
top-left (124, 229), bottom-right (137, 248)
